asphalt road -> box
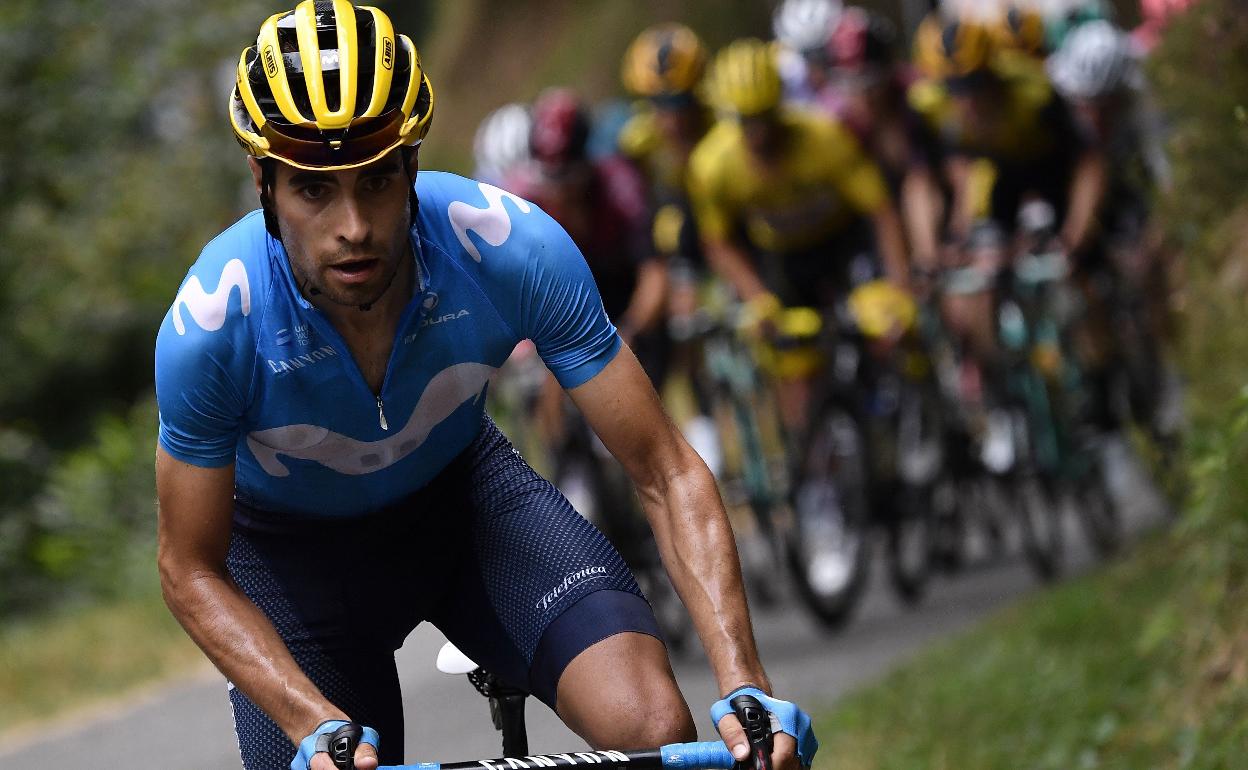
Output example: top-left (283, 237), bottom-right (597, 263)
top-left (1, 454), bottom-right (1169, 770)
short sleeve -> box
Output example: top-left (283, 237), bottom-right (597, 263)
top-left (154, 269), bottom-right (255, 467)
top-left (517, 212), bottom-right (622, 389)
top-left (687, 145), bottom-right (736, 243)
top-left (827, 122), bottom-right (890, 215)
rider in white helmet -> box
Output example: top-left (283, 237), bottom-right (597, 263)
top-left (1049, 18), bottom-right (1179, 441)
top-left (1047, 19), bottom-right (1170, 193)
top-left (472, 102), bottom-right (533, 189)
top-left (771, 0), bottom-right (843, 105)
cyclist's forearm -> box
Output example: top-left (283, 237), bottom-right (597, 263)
top-left (901, 168), bottom-right (943, 270)
top-left (620, 259), bottom-right (669, 339)
top-left (161, 566), bottom-right (347, 743)
top-left (636, 446), bottom-right (772, 694)
top-left (704, 239), bottom-right (770, 301)
top-left (872, 204), bottom-right (911, 289)
top-left (1062, 151), bottom-right (1107, 254)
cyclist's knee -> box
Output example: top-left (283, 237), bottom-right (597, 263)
top-left (555, 631), bottom-right (696, 748)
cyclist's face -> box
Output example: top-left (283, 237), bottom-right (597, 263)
top-left (740, 112), bottom-right (783, 159)
top-left (654, 103), bottom-right (701, 145)
top-left (951, 87), bottom-right (1000, 134)
top-left (257, 149), bottom-right (415, 309)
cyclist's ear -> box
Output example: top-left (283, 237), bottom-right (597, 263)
top-left (716, 712), bottom-right (752, 761)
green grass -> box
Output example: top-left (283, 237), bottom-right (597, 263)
top-left (811, 526), bottom-right (1247, 770)
top-left (0, 587), bottom-right (204, 729)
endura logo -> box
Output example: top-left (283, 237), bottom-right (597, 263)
top-left (421, 308), bottom-right (470, 328)
top-left (536, 566), bottom-right (608, 611)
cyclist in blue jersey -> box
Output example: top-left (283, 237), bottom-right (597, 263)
top-left (153, 4), bottom-right (818, 770)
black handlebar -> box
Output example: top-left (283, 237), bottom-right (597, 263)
top-left (729, 694), bottom-right (774, 770)
top-left (327, 721), bottom-right (363, 770)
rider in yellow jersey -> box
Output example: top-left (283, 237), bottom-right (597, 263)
top-left (689, 40), bottom-right (909, 303)
top-left (907, 18), bottom-right (1104, 256)
top-left (687, 39), bottom-right (910, 430)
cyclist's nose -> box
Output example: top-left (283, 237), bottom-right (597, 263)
top-left (335, 193), bottom-right (372, 246)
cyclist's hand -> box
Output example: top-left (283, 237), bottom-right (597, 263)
top-left (710, 687), bottom-right (819, 770)
top-left (739, 292), bottom-right (783, 340)
top-left (293, 720), bottom-right (379, 770)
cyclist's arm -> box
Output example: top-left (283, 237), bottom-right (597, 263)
top-left (871, 201), bottom-right (911, 290)
top-left (618, 258), bottom-right (669, 343)
top-left (703, 237), bottom-right (770, 301)
top-left (567, 347), bottom-right (772, 696)
top-left (942, 155), bottom-right (977, 241)
top-left (901, 165), bottom-right (944, 273)
top-left (829, 127), bottom-right (911, 289)
top-left (1061, 147), bottom-right (1108, 255)
top-left (155, 448), bottom-right (372, 770)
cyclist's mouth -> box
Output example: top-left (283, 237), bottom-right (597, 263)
top-left (329, 258), bottom-right (381, 284)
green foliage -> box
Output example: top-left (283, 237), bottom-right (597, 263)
top-left (0, 590), bottom-right (202, 728)
top-left (1149, 1), bottom-right (1248, 256)
top-left (0, 398), bottom-right (160, 615)
top-left (0, 0), bottom-right (278, 439)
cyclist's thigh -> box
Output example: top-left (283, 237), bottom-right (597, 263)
top-left (425, 415), bottom-right (664, 709)
top-left (225, 522), bottom-right (427, 768)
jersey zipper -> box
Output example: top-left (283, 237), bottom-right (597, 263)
top-left (302, 297), bottom-right (423, 434)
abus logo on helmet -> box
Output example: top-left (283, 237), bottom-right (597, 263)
top-left (262, 45), bottom-right (278, 78)
top-left (382, 38), bottom-right (394, 70)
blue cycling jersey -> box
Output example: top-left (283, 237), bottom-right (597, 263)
top-left (155, 171), bottom-right (621, 518)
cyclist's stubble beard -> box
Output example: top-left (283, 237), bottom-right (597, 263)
top-left (280, 202), bottom-right (413, 313)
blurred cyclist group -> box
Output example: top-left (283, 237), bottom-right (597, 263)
top-left (473, 0), bottom-right (1191, 630)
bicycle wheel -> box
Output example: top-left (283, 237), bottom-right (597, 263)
top-left (885, 382), bottom-right (946, 605)
top-left (1075, 444), bottom-right (1123, 558)
top-left (1016, 473), bottom-right (1063, 581)
top-left (885, 483), bottom-right (933, 605)
top-left (785, 401), bottom-right (871, 630)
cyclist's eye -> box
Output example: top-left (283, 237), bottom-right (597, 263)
top-left (298, 183), bottom-right (329, 201)
top-left (362, 175), bottom-right (393, 194)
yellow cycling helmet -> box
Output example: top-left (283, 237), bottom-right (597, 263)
top-left (707, 39), bottom-right (782, 117)
top-left (621, 23), bottom-right (708, 99)
top-left (914, 15), bottom-right (995, 83)
top-left (230, 0), bottom-right (434, 171)
top-left (992, 6), bottom-right (1048, 57)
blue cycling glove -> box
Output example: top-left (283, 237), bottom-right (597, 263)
top-left (710, 686), bottom-right (819, 768)
top-left (291, 720), bottom-right (380, 770)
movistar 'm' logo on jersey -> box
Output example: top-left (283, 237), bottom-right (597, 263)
top-left (246, 362), bottom-right (495, 476)
top-left (448, 182), bottom-right (533, 262)
top-left (171, 258), bottom-right (251, 335)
